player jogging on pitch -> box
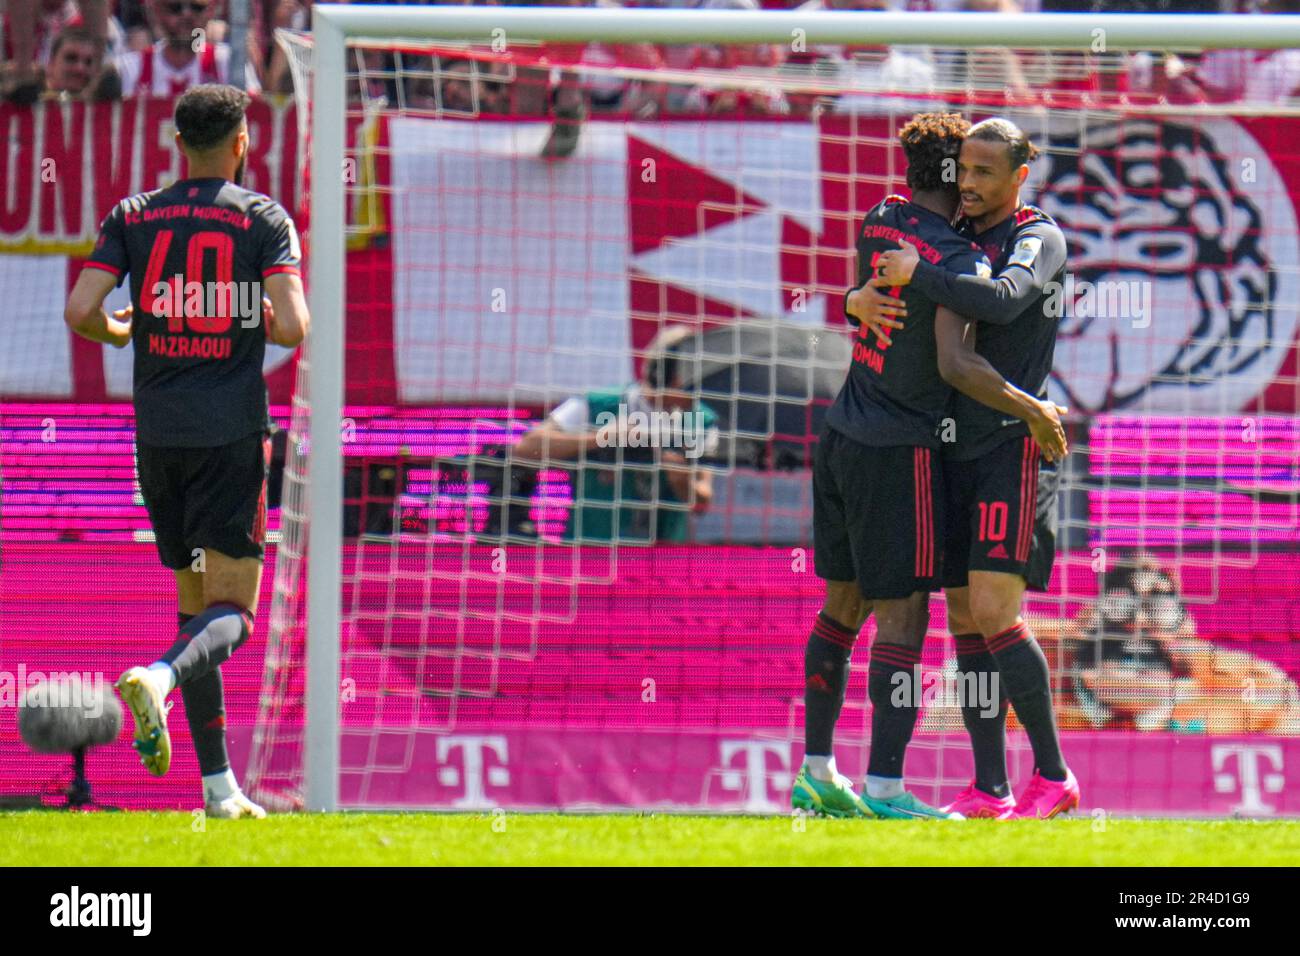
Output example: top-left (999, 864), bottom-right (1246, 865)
top-left (792, 114), bottom-right (1068, 820)
top-left (862, 117), bottom-right (1081, 819)
top-left (64, 84), bottom-right (309, 819)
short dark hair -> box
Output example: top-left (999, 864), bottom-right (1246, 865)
top-left (898, 112), bottom-right (970, 194)
top-left (174, 84), bottom-right (250, 152)
top-left (967, 117), bottom-right (1040, 169)
top-left (641, 325), bottom-right (697, 390)
top-left (50, 25), bottom-right (104, 61)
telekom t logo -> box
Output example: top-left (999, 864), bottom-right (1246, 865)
top-left (1212, 744), bottom-right (1285, 815)
top-left (436, 735), bottom-right (511, 809)
top-left (718, 740), bottom-right (791, 812)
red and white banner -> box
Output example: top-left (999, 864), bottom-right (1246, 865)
top-left (0, 97), bottom-right (301, 253)
top-left (2, 102), bottom-right (1297, 412)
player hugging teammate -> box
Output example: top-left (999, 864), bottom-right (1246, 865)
top-left (64, 85), bottom-right (310, 819)
top-left (793, 113), bottom-right (1079, 821)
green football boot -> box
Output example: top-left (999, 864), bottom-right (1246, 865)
top-left (861, 789), bottom-right (965, 820)
top-left (790, 765), bottom-right (871, 818)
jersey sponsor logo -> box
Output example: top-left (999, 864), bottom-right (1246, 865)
top-left (1008, 236), bottom-right (1042, 268)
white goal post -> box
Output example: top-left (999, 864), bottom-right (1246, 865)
top-left (301, 7), bottom-right (1300, 812)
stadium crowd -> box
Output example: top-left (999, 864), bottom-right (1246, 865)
top-left (1, 0), bottom-right (1298, 108)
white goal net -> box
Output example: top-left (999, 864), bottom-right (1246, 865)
top-left (245, 11), bottom-right (1300, 815)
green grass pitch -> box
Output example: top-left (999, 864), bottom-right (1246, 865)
top-left (2, 812), bottom-right (1299, 866)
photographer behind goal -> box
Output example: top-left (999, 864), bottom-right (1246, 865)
top-left (513, 326), bottom-right (720, 543)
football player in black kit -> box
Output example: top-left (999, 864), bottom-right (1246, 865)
top-left (861, 117), bottom-right (1081, 819)
top-left (64, 85), bottom-right (310, 818)
top-left (791, 114), bottom-right (1069, 820)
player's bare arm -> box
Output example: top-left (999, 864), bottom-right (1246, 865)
top-left (513, 422), bottom-right (602, 461)
top-left (64, 267), bottom-right (133, 348)
top-left (262, 271), bottom-right (310, 347)
top-left (661, 450), bottom-right (713, 513)
top-left (934, 305), bottom-right (1068, 462)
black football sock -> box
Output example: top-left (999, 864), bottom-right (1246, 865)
top-left (987, 621), bottom-right (1067, 781)
top-left (173, 614), bottom-right (230, 777)
top-left (866, 642), bottom-right (922, 780)
top-left (804, 612), bottom-right (858, 759)
top-left (953, 632), bottom-right (1010, 799)
top-left (161, 602), bottom-right (253, 688)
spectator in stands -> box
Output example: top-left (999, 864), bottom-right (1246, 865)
top-left (512, 326), bottom-right (720, 544)
top-left (3, 0), bottom-right (118, 102)
top-left (437, 58), bottom-right (476, 112)
top-left (779, 56), bottom-right (838, 119)
top-left (125, 23), bottom-right (155, 53)
top-left (793, 0), bottom-right (937, 107)
top-left (408, 57), bottom-right (510, 114)
top-left (43, 23), bottom-right (112, 97)
top-left (675, 0), bottom-right (790, 115)
top-left (1040, 0), bottom-right (1210, 9)
top-left (263, 0), bottom-right (309, 94)
top-left (535, 0), bottom-right (666, 156)
top-left (1175, 0), bottom-right (1300, 103)
top-left (113, 0), bottom-right (260, 96)
top-left (939, 0), bottom-right (1030, 97)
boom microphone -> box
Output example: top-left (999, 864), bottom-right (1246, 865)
top-left (18, 676), bottom-right (122, 753)
top-left (18, 675), bottom-right (123, 809)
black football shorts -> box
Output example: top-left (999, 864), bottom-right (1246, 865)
top-left (136, 431), bottom-right (271, 571)
top-left (942, 434), bottom-right (1059, 592)
top-left (812, 425), bottom-right (944, 600)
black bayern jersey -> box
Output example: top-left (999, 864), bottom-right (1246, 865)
top-left (86, 177), bottom-right (301, 448)
top-left (907, 204), bottom-right (1068, 461)
top-left (827, 196), bottom-right (991, 450)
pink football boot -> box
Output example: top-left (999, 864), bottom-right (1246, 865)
top-left (1006, 769), bottom-right (1081, 819)
top-left (941, 782), bottom-right (1016, 819)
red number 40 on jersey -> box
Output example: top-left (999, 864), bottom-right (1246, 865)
top-left (139, 229), bottom-right (238, 335)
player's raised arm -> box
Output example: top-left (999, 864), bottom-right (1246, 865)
top-left (934, 305), bottom-right (1068, 462)
top-left (876, 221), bottom-right (1067, 327)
